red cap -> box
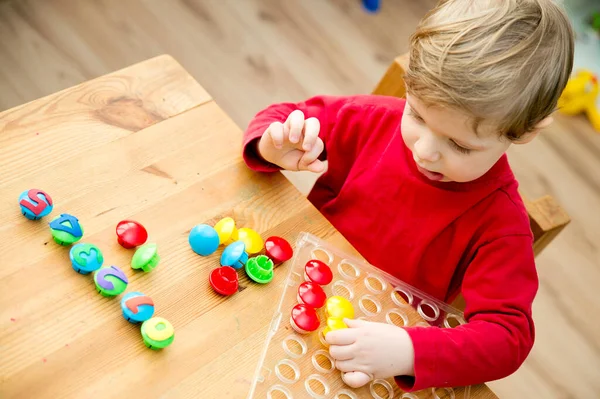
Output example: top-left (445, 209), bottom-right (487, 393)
top-left (305, 259), bottom-right (333, 285)
top-left (291, 304), bottom-right (320, 333)
top-left (210, 266), bottom-right (239, 296)
top-left (298, 282), bottom-right (327, 308)
top-left (264, 236), bottom-right (293, 264)
top-left (116, 220), bottom-right (148, 249)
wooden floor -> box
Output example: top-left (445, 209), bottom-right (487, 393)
top-left (1, 0), bottom-right (598, 398)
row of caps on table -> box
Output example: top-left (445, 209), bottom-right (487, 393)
top-left (19, 189), bottom-right (173, 349)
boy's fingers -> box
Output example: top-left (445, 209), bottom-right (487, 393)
top-left (342, 371), bottom-right (373, 388)
top-left (328, 344), bottom-right (355, 361)
top-left (286, 110), bottom-right (305, 144)
top-left (267, 122), bottom-right (284, 149)
top-left (298, 138), bottom-right (324, 170)
top-left (334, 359), bottom-right (359, 373)
top-left (344, 318), bottom-right (368, 328)
top-left (325, 328), bottom-right (357, 346)
top-left (306, 160), bottom-right (325, 173)
top-left (302, 117), bottom-right (320, 150)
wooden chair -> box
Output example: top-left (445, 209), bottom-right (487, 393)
top-left (373, 54), bottom-right (571, 311)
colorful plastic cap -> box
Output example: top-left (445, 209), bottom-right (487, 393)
top-left (214, 217), bottom-right (238, 245)
top-left (264, 236), bottom-right (293, 264)
top-left (245, 255), bottom-right (274, 284)
top-left (121, 292), bottom-right (155, 323)
top-left (141, 317), bottom-right (175, 350)
top-left (220, 241), bottom-right (248, 269)
top-left (49, 214), bottom-right (83, 245)
top-left (70, 243), bottom-right (103, 274)
top-left (210, 266), bottom-right (239, 296)
top-left (290, 304), bottom-right (320, 334)
top-left (236, 228), bottom-right (264, 254)
top-left (116, 220), bottom-right (148, 249)
top-left (19, 189), bottom-right (53, 220)
top-left (131, 243), bottom-right (160, 272)
top-left (94, 265), bottom-right (129, 297)
top-left (305, 259), bottom-right (333, 285)
top-left (297, 281), bottom-right (327, 309)
top-left (189, 224), bottom-right (220, 256)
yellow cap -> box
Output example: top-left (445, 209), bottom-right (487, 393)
top-left (237, 227), bottom-right (264, 254)
top-left (326, 296), bottom-right (355, 320)
top-left (214, 217), bottom-right (238, 245)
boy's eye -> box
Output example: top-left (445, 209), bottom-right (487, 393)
top-left (409, 110), bottom-right (425, 123)
top-left (449, 140), bottom-right (471, 155)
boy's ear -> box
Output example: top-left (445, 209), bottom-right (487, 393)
top-left (514, 116), bottom-right (553, 144)
top-left (535, 115), bottom-right (554, 129)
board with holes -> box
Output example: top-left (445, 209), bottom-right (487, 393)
top-left (248, 232), bottom-right (471, 399)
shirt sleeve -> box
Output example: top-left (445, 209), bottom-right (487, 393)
top-left (242, 95), bottom-right (354, 172)
top-left (395, 234), bottom-right (538, 391)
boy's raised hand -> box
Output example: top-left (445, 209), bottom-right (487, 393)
top-left (326, 318), bottom-right (415, 388)
top-left (257, 110), bottom-right (325, 172)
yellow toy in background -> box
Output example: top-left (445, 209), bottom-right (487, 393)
top-left (558, 70), bottom-right (600, 132)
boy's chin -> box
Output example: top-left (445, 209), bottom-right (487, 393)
top-left (436, 176), bottom-right (456, 183)
top-left (432, 170), bottom-right (478, 183)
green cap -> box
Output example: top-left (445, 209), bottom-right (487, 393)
top-left (245, 255), bottom-right (274, 284)
top-left (51, 230), bottom-right (82, 245)
top-left (131, 243), bottom-right (160, 272)
top-left (49, 214), bottom-right (84, 246)
top-left (94, 265), bottom-right (129, 297)
top-left (141, 317), bottom-right (175, 350)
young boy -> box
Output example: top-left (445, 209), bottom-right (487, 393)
top-left (242, 0), bottom-right (574, 392)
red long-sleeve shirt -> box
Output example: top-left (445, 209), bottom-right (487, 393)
top-left (242, 95), bottom-right (538, 391)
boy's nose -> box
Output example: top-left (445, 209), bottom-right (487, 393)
top-left (414, 138), bottom-right (440, 163)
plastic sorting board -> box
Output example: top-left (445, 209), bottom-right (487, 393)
top-left (248, 232), bottom-right (471, 399)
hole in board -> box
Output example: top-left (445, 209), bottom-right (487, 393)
top-left (443, 314), bottom-right (466, 329)
top-left (267, 385), bottom-right (292, 399)
top-left (417, 301), bottom-right (440, 322)
top-left (310, 248), bottom-right (333, 265)
top-left (305, 374), bottom-right (329, 398)
top-left (432, 387), bottom-right (456, 399)
top-left (275, 360), bottom-right (300, 384)
top-left (332, 280), bottom-right (354, 300)
top-left (335, 390), bottom-right (358, 399)
top-left (391, 288), bottom-right (413, 307)
top-left (338, 260), bottom-right (360, 280)
top-left (312, 350), bottom-right (334, 373)
top-left (386, 309), bottom-right (408, 327)
top-left (359, 295), bottom-right (382, 316)
top-left (370, 379), bottom-right (394, 399)
top-left (318, 329), bottom-right (329, 347)
top-left (364, 274), bottom-right (386, 293)
top-left (283, 335), bottom-right (307, 358)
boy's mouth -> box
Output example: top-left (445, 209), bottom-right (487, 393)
top-left (416, 165), bottom-right (445, 181)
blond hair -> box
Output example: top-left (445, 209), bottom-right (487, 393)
top-left (405, 0), bottom-right (574, 139)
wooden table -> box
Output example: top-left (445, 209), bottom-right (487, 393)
top-left (0, 55), bottom-right (498, 398)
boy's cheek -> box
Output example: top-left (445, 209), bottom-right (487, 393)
top-left (400, 121), bottom-right (417, 151)
top-left (446, 160), bottom-right (488, 183)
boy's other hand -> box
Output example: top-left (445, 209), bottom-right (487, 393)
top-left (326, 318), bottom-right (415, 388)
top-left (257, 110), bottom-right (325, 172)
